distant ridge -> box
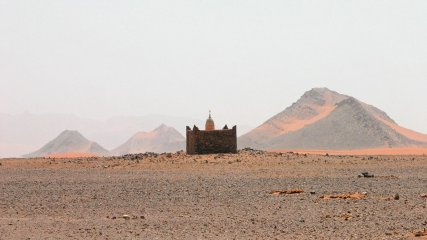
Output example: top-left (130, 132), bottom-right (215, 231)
top-left (24, 130), bottom-right (110, 158)
top-left (239, 88), bottom-right (427, 150)
top-left (112, 124), bottom-right (185, 155)
top-left (0, 113), bottom-right (200, 158)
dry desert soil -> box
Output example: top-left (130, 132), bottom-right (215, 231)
top-left (1, 149), bottom-right (427, 239)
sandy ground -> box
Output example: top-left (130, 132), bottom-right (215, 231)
top-left (0, 150), bottom-right (426, 239)
top-left (274, 148), bottom-right (427, 155)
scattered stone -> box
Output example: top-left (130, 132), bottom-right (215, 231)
top-left (321, 192), bottom-right (367, 200)
top-left (239, 148), bottom-right (265, 155)
top-left (270, 189), bottom-right (304, 196)
top-left (310, 191), bottom-right (316, 195)
top-left (360, 172), bottom-right (374, 178)
top-left (340, 213), bottom-right (352, 221)
top-left (414, 229), bottom-right (427, 237)
top-left (421, 194), bottom-right (427, 208)
top-left (377, 175), bottom-right (399, 180)
top-left (394, 193), bottom-right (400, 200)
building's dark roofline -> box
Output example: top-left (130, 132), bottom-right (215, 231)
top-left (186, 125), bottom-right (236, 132)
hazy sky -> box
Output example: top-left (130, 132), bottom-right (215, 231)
top-left (1, 0), bottom-right (426, 132)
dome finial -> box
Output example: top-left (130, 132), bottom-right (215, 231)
top-left (205, 110), bottom-right (215, 131)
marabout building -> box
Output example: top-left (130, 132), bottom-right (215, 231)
top-left (186, 112), bottom-right (237, 155)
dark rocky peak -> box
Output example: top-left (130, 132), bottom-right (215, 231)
top-left (57, 130), bottom-right (85, 139)
top-left (154, 124), bottom-right (169, 132)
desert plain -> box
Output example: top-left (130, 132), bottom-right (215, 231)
top-left (1, 149), bottom-right (427, 240)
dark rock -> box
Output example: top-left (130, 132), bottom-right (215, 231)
top-left (361, 172), bottom-right (374, 178)
top-left (394, 193), bottom-right (400, 200)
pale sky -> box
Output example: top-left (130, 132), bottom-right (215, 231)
top-left (1, 0), bottom-right (426, 133)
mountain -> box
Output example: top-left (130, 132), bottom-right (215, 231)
top-left (24, 130), bottom-right (110, 158)
top-left (239, 88), bottom-right (427, 150)
top-left (112, 124), bottom-right (185, 155)
top-left (0, 113), bottom-right (199, 157)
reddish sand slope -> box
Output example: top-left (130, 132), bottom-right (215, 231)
top-left (274, 148), bottom-right (427, 155)
top-left (264, 105), bottom-right (336, 136)
top-left (376, 117), bottom-right (427, 143)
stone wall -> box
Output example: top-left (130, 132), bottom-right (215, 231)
top-left (186, 126), bottom-right (197, 154)
top-left (186, 126), bottom-right (237, 154)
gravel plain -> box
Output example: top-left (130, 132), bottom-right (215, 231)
top-left (0, 150), bottom-right (426, 239)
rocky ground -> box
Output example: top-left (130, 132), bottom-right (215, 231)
top-left (0, 149), bottom-right (426, 239)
